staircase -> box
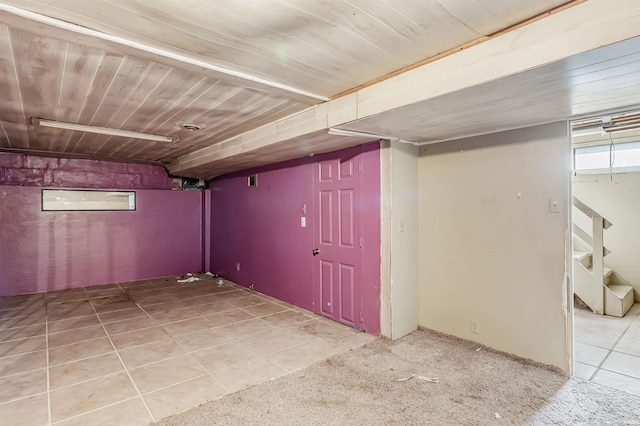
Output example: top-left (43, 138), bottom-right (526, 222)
top-left (572, 196), bottom-right (634, 317)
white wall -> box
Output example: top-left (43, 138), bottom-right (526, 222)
top-left (573, 172), bottom-right (640, 301)
top-left (418, 122), bottom-right (571, 371)
top-left (380, 140), bottom-right (420, 339)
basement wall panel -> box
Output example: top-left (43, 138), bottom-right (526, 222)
top-left (418, 122), bottom-right (570, 371)
top-left (0, 154), bottom-right (203, 295)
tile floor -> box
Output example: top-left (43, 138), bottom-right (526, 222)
top-left (574, 302), bottom-right (640, 397)
top-left (0, 277), bottom-right (375, 425)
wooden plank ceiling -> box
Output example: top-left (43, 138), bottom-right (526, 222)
top-left (1, 0), bottom-right (631, 178)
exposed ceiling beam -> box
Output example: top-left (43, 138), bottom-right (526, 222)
top-left (168, 0), bottom-right (640, 179)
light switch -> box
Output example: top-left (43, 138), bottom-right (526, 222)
top-left (549, 198), bottom-right (560, 213)
top-left (301, 216), bottom-right (306, 227)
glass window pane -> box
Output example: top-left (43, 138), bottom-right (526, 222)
top-left (42, 190), bottom-right (136, 211)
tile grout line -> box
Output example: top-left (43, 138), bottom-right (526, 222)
top-left (585, 311), bottom-right (638, 382)
top-left (48, 396), bottom-right (141, 426)
top-left (89, 300), bottom-right (156, 423)
top-left (168, 323), bottom-right (232, 395)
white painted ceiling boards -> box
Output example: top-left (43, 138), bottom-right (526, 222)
top-left (0, 0), bottom-right (639, 178)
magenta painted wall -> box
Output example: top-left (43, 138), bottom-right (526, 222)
top-left (0, 154), bottom-right (203, 296)
top-left (210, 143), bottom-right (381, 335)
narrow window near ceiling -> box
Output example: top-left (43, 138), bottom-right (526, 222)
top-left (42, 189), bottom-right (136, 211)
top-left (574, 141), bottom-right (640, 173)
top-left (247, 175), bottom-right (258, 187)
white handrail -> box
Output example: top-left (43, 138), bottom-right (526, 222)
top-left (573, 196), bottom-right (613, 229)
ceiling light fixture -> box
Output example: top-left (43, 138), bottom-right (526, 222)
top-left (31, 118), bottom-right (179, 143)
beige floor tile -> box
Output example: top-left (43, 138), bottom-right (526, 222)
top-left (48, 337), bottom-right (115, 366)
top-left (147, 306), bottom-right (201, 323)
top-left (129, 354), bottom-right (206, 394)
top-left (218, 318), bottom-right (276, 339)
top-left (47, 315), bottom-right (101, 333)
top-left (46, 289), bottom-right (88, 304)
top-left (0, 314), bottom-right (46, 330)
top-left (0, 323), bottom-right (46, 342)
top-left (47, 301), bottom-right (95, 320)
top-left (323, 331), bottom-right (375, 352)
top-left (194, 300), bottom-right (239, 316)
top-left (261, 310), bottom-right (314, 328)
top-left (0, 368), bottom-right (47, 402)
top-left (92, 300), bottom-right (138, 314)
top-left (574, 342), bottom-right (609, 366)
top-left (118, 339), bottom-right (185, 369)
top-left (573, 361), bottom-right (597, 380)
top-left (207, 290), bottom-right (247, 301)
top-left (54, 397), bottom-right (152, 426)
top-left (143, 375), bottom-right (226, 420)
top-left (228, 294), bottom-right (268, 308)
top-left (98, 307), bottom-right (147, 323)
top-left (0, 293), bottom-right (45, 306)
top-left (0, 305), bottom-right (46, 322)
top-left (297, 319), bottom-right (356, 341)
top-left (89, 294), bottom-right (132, 306)
top-left (48, 325), bottom-right (106, 348)
top-left (84, 283), bottom-right (122, 293)
top-left (267, 338), bottom-right (338, 372)
top-left (192, 339), bottom-right (260, 372)
top-left (591, 369), bottom-right (640, 397)
top-left (50, 352), bottom-right (124, 389)
top-left (0, 393), bottom-right (49, 426)
top-left (601, 351), bottom-right (640, 379)
top-left (110, 326), bottom-right (169, 350)
top-left (161, 317), bottom-right (213, 337)
top-left (241, 302), bottom-right (289, 317)
top-left (172, 328), bottom-right (234, 352)
top-left (213, 358), bottom-right (287, 393)
top-left (0, 335), bottom-right (46, 358)
top-left (84, 287), bottom-right (126, 298)
top-left (241, 328), bottom-right (313, 356)
top-left (204, 309), bottom-right (255, 327)
top-left (103, 316), bottom-right (157, 335)
top-left (50, 372), bottom-right (138, 423)
top-left (0, 296), bottom-right (46, 312)
top-left (0, 350), bottom-right (47, 377)
top-left (615, 326), bottom-right (640, 357)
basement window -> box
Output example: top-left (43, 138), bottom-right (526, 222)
top-left (42, 189), bottom-right (136, 211)
top-left (574, 141), bottom-right (640, 173)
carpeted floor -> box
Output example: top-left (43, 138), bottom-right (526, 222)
top-left (156, 328), bottom-right (640, 425)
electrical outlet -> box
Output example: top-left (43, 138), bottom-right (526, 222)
top-left (470, 319), bottom-right (480, 334)
top-left (236, 262), bottom-right (241, 272)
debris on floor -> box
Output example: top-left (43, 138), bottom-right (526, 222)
top-left (476, 347), bottom-right (482, 352)
top-left (177, 272), bottom-right (222, 283)
top-left (177, 274), bottom-right (200, 283)
top-left (495, 412), bottom-right (502, 419)
top-left (395, 374), bottom-right (440, 383)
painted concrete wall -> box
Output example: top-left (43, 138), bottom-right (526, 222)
top-left (380, 140), bottom-right (420, 339)
top-left (0, 153), bottom-right (172, 189)
top-left (573, 172), bottom-right (640, 301)
top-left (418, 122), bottom-right (571, 371)
top-left (0, 154), bottom-right (202, 295)
top-left (210, 143), bottom-right (381, 335)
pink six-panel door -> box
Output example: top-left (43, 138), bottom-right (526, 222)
top-left (313, 148), bottom-right (363, 329)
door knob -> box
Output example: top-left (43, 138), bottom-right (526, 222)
top-left (312, 248), bottom-right (320, 256)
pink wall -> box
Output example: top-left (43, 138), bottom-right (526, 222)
top-left (0, 154), bottom-right (203, 295)
top-left (210, 143), bottom-right (381, 335)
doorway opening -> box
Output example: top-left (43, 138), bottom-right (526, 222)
top-left (570, 110), bottom-right (640, 396)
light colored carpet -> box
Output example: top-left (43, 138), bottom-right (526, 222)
top-left (156, 328), bottom-right (640, 425)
